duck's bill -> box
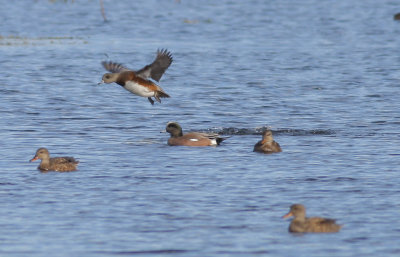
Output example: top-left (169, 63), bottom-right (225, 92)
top-left (97, 80), bottom-right (105, 85)
top-left (282, 212), bottom-right (293, 219)
top-left (29, 156), bottom-right (39, 162)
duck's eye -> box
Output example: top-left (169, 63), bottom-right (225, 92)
top-left (105, 75), bottom-right (110, 79)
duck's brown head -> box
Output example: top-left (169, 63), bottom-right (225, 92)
top-left (30, 148), bottom-right (50, 162)
top-left (261, 130), bottom-right (274, 143)
top-left (283, 204), bottom-right (306, 219)
top-left (100, 73), bottom-right (119, 84)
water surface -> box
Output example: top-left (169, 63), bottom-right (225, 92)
top-left (0, 0), bottom-right (400, 256)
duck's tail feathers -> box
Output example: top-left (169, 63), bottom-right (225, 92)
top-left (216, 137), bottom-right (227, 145)
top-left (154, 91), bottom-right (170, 103)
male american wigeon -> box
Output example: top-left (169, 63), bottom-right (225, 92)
top-left (29, 148), bottom-right (79, 172)
top-left (165, 122), bottom-right (226, 146)
top-left (99, 49), bottom-right (173, 105)
top-left (283, 204), bottom-right (343, 233)
top-left (253, 130), bottom-right (282, 153)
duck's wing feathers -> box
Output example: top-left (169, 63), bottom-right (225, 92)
top-left (307, 217), bottom-right (342, 232)
top-left (269, 141), bottom-right (282, 152)
top-left (197, 132), bottom-right (220, 139)
top-left (196, 132), bottom-right (226, 145)
top-left (102, 61), bottom-right (131, 73)
top-left (253, 141), bottom-right (263, 152)
top-left (52, 157), bottom-right (79, 165)
top-left (136, 49), bottom-right (173, 81)
top-left (254, 140), bottom-right (281, 153)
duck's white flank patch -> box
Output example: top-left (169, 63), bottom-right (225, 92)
top-left (210, 139), bottom-right (217, 145)
top-left (124, 81), bottom-right (155, 97)
top-left (190, 139), bottom-right (199, 142)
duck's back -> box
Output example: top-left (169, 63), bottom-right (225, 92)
top-left (254, 140), bottom-right (282, 153)
top-left (306, 217), bottom-right (342, 233)
top-left (48, 157), bottom-right (79, 172)
top-left (168, 132), bottom-right (223, 146)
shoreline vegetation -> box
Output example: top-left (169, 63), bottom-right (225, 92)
top-left (0, 35), bottom-right (88, 46)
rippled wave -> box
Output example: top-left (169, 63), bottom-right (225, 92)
top-left (203, 126), bottom-right (335, 136)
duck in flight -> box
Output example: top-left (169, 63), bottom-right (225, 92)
top-left (99, 49), bottom-right (173, 105)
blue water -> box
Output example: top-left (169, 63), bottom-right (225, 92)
top-left (1, 0), bottom-right (400, 256)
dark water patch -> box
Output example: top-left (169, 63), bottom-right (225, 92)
top-left (0, 88), bottom-right (20, 94)
top-left (343, 189), bottom-right (364, 193)
top-left (37, 200), bottom-right (58, 204)
top-left (305, 176), bottom-right (357, 182)
top-left (89, 175), bottom-right (114, 179)
top-left (25, 112), bottom-right (40, 115)
top-left (246, 81), bottom-right (264, 87)
top-left (105, 111), bottom-right (137, 115)
top-left (344, 237), bottom-right (369, 243)
top-left (304, 177), bottom-right (319, 182)
top-left (238, 205), bottom-right (260, 212)
top-left (100, 126), bottom-right (144, 130)
top-left (202, 127), bottom-right (335, 136)
top-left (371, 120), bottom-right (386, 124)
top-left (6, 129), bottom-right (37, 133)
top-left (218, 224), bottom-right (249, 230)
top-left (138, 228), bottom-right (182, 233)
top-left (365, 94), bottom-right (382, 98)
top-left (216, 250), bottom-right (270, 255)
top-left (93, 249), bottom-right (190, 255)
top-left (49, 97), bottom-right (68, 102)
top-left (0, 251), bottom-right (36, 255)
top-left (334, 177), bottom-right (357, 182)
top-left (145, 212), bottom-right (181, 219)
top-left (283, 177), bottom-right (358, 187)
top-left (0, 182), bottom-right (17, 186)
top-left (56, 117), bottom-right (96, 121)
top-left (134, 176), bottom-right (176, 181)
top-left (391, 249), bottom-right (400, 254)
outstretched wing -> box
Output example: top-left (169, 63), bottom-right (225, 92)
top-left (102, 61), bottom-right (130, 73)
top-left (136, 49), bottom-right (173, 81)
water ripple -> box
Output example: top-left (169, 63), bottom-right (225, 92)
top-left (203, 126), bottom-right (335, 136)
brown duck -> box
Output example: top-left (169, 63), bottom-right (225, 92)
top-left (99, 49), bottom-right (172, 105)
top-left (283, 204), bottom-right (342, 233)
top-left (253, 130), bottom-right (282, 153)
top-left (30, 148), bottom-right (79, 172)
top-left (165, 122), bottom-right (226, 147)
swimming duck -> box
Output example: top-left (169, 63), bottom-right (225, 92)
top-left (283, 204), bottom-right (342, 233)
top-left (30, 148), bottom-right (79, 172)
top-left (253, 130), bottom-right (282, 154)
top-left (165, 122), bottom-right (226, 146)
